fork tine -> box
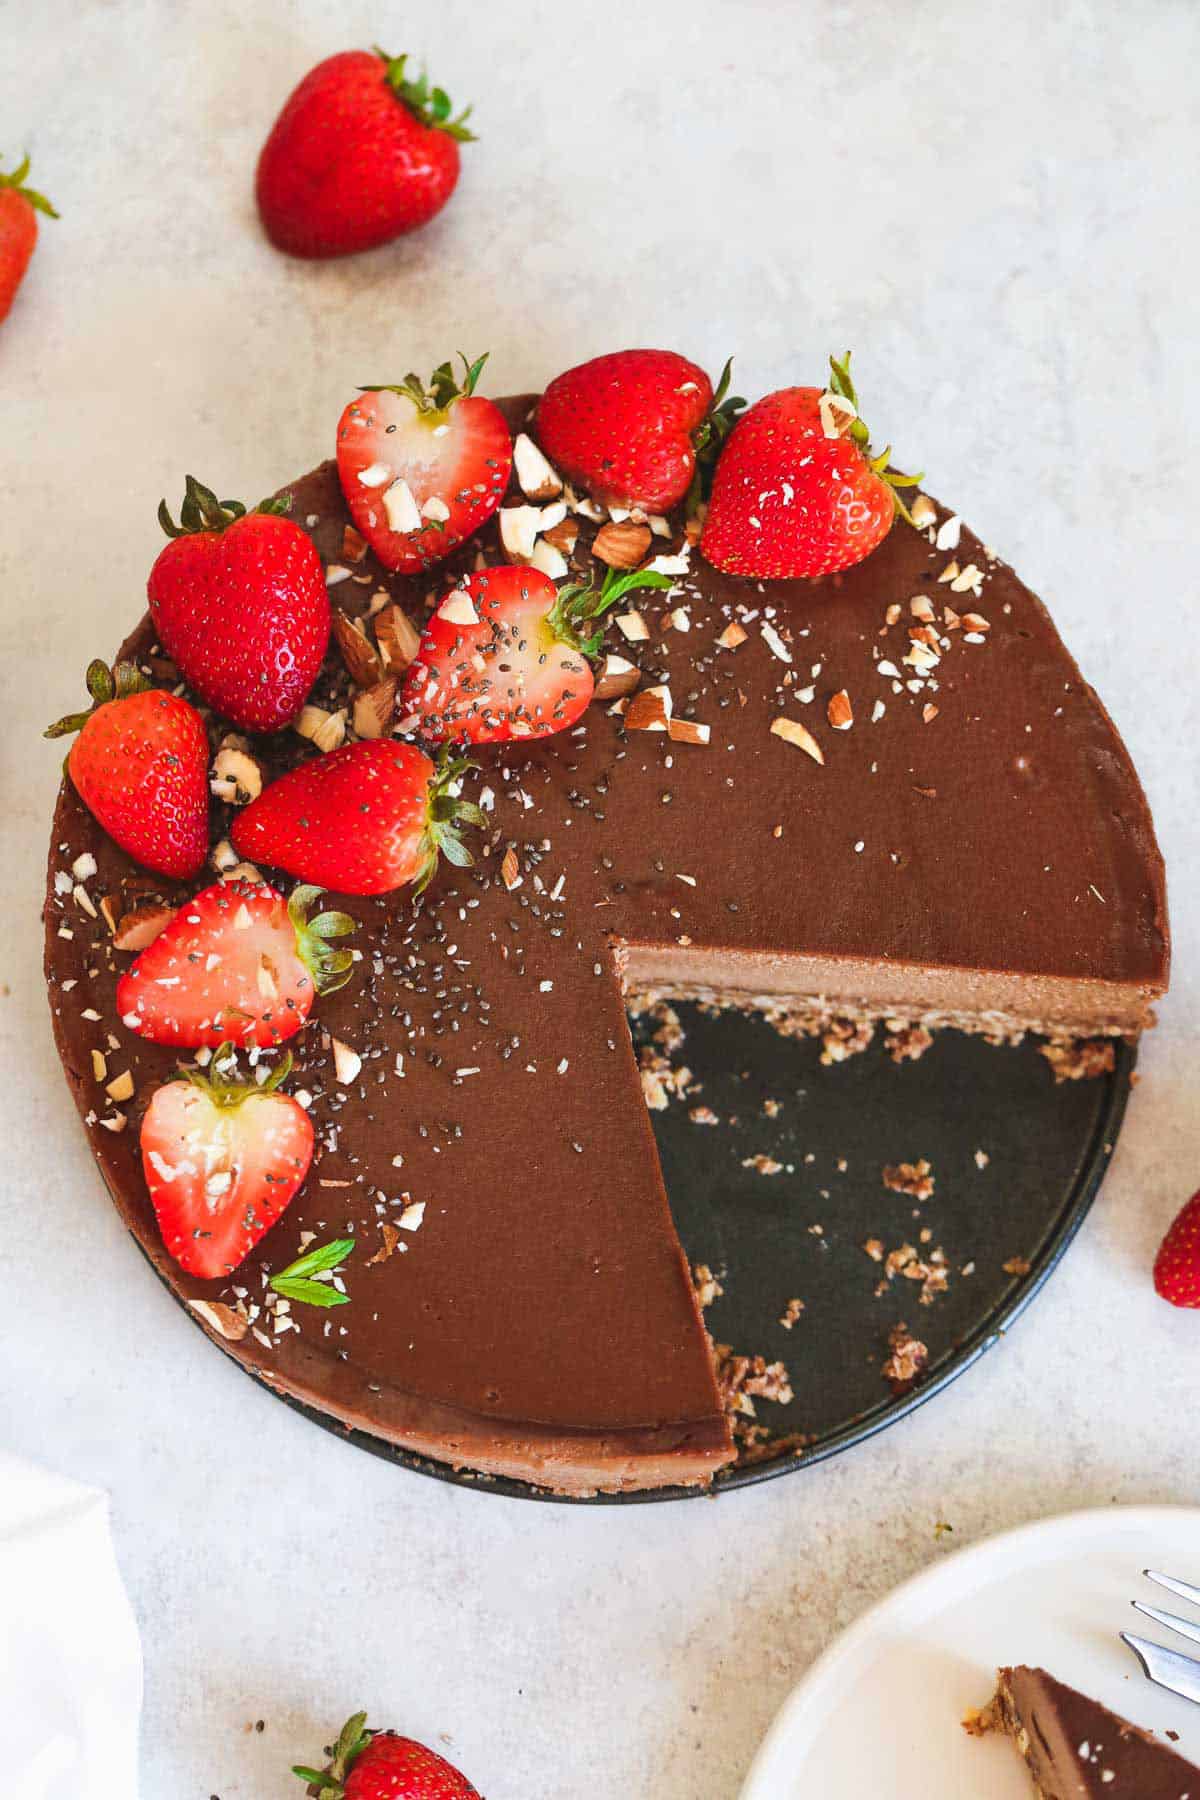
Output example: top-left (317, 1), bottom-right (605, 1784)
top-left (1121, 1632), bottom-right (1200, 1707)
top-left (1133, 1601), bottom-right (1200, 1651)
top-left (1145, 1569), bottom-right (1200, 1610)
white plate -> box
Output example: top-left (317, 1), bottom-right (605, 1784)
top-left (742, 1505), bottom-right (1200, 1798)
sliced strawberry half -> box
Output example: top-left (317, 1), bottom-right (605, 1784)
top-left (336, 354), bottom-right (512, 573)
top-left (401, 562), bottom-right (671, 744)
top-left (117, 878), bottom-right (356, 1050)
top-left (140, 1048), bottom-right (314, 1279)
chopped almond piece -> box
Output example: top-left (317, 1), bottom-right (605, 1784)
top-left (960, 611), bottom-right (991, 633)
top-left (770, 717), bottom-right (824, 764)
top-left (512, 431), bottom-right (563, 501)
top-left (909, 494), bottom-right (937, 530)
top-left (592, 520), bottom-right (652, 568)
top-left (943, 606), bottom-right (962, 631)
top-left (624, 686), bottom-right (672, 732)
top-left (331, 611), bottom-right (383, 686)
top-left (352, 676), bottom-right (398, 739)
top-left (615, 610), bottom-right (649, 643)
top-left (106, 1069), bottom-right (135, 1103)
top-left (188, 1299), bottom-right (249, 1342)
top-left (438, 588), bottom-right (480, 626)
top-left (922, 703), bottom-right (939, 724)
top-left (716, 620), bottom-right (747, 649)
top-left (910, 595), bottom-right (935, 622)
top-left (593, 654), bottom-right (640, 701)
top-left (112, 901), bottom-right (174, 952)
top-left (374, 603), bottom-right (421, 672)
top-left (295, 705), bottom-right (346, 753)
top-left (827, 689), bottom-right (853, 730)
top-left (341, 523), bottom-right (368, 563)
top-left (541, 515), bottom-right (579, 556)
top-left (668, 718), bottom-right (711, 746)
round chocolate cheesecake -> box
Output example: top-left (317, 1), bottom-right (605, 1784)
top-left (44, 395), bottom-right (1168, 1495)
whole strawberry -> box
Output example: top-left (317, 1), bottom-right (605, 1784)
top-left (232, 740), bottom-right (483, 896)
top-left (337, 355), bottom-right (512, 573)
top-left (257, 49), bottom-right (474, 259)
top-left (1154, 1190), bottom-right (1200, 1308)
top-left (148, 477), bottom-right (330, 733)
top-left (534, 348), bottom-right (743, 512)
top-left (701, 353), bottom-right (921, 579)
top-left (403, 563), bottom-right (670, 743)
top-left (293, 1710), bottom-right (481, 1798)
top-left (0, 153), bottom-right (57, 323)
top-left (141, 1047), bottom-right (313, 1279)
top-left (46, 661), bottom-right (209, 879)
top-left (118, 879), bottom-right (355, 1049)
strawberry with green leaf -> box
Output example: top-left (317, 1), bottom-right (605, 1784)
top-left (257, 49), bottom-right (474, 259)
top-left (140, 1047), bottom-right (313, 1279)
top-left (701, 352), bottom-right (922, 579)
top-left (337, 354), bottom-right (512, 573)
top-left (293, 1710), bottom-right (480, 1799)
top-left (149, 477), bottom-right (330, 733)
top-left (232, 740), bottom-right (484, 896)
top-left (117, 880), bottom-right (356, 1050)
top-left (45, 661), bottom-right (209, 880)
top-left (0, 153), bottom-right (57, 323)
top-left (534, 348), bottom-right (744, 513)
top-left (402, 563), bottom-right (672, 744)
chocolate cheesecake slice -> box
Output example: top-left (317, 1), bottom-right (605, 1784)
top-left (44, 394), bottom-right (1169, 1494)
top-left (969, 1664), bottom-right (1199, 1796)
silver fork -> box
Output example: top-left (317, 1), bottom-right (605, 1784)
top-left (1122, 1570), bottom-right (1200, 1706)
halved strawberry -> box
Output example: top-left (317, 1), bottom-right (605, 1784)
top-left (45, 660), bottom-right (209, 879)
top-left (401, 563), bottom-right (671, 744)
top-left (336, 354), bottom-right (512, 573)
top-left (140, 1048), bottom-right (314, 1279)
top-left (231, 739), bottom-right (483, 895)
top-left (117, 879), bottom-right (355, 1050)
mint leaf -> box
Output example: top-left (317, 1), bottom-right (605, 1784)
top-left (273, 1237), bottom-right (356, 1282)
top-left (270, 1276), bottom-right (351, 1309)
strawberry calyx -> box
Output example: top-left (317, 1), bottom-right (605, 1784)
top-left (0, 152), bottom-right (58, 218)
top-left (685, 356), bottom-right (747, 516)
top-left (825, 352), bottom-right (924, 526)
top-left (157, 474), bottom-right (294, 540)
top-left (374, 48), bottom-right (477, 142)
top-left (547, 566), bottom-right (673, 660)
top-left (292, 1708), bottom-right (373, 1795)
top-left (287, 884), bottom-right (357, 996)
top-left (44, 658), bottom-right (151, 740)
top-left (356, 351), bottom-right (489, 416)
top-left (179, 1042), bottom-right (294, 1108)
top-left (414, 749), bottom-right (486, 895)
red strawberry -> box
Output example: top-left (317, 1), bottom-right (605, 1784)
top-left (534, 348), bottom-right (743, 512)
top-left (140, 1048), bottom-right (314, 1279)
top-left (1154, 1190), bottom-right (1200, 1308)
top-left (701, 353), bottom-right (921, 580)
top-left (293, 1710), bottom-right (480, 1799)
top-left (256, 49), bottom-right (474, 260)
top-left (45, 661), bottom-right (209, 879)
top-left (337, 356), bottom-right (512, 574)
top-left (117, 879), bottom-right (355, 1050)
top-left (232, 740), bottom-right (482, 896)
top-left (402, 563), bottom-right (670, 745)
top-left (148, 478), bottom-right (330, 733)
top-left (0, 153), bottom-right (56, 324)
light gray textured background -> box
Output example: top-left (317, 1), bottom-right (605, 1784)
top-left (2, 3), bottom-right (1197, 1796)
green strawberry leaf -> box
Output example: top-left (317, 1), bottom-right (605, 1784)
top-left (273, 1237), bottom-right (356, 1281)
top-left (270, 1277), bottom-right (350, 1309)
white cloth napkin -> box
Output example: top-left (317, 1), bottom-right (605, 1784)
top-left (0, 1452), bottom-right (142, 1797)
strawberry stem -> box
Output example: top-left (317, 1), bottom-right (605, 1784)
top-left (549, 566), bottom-right (673, 660)
top-left (158, 475), bottom-right (293, 539)
top-left (286, 884), bottom-right (357, 996)
top-left (374, 49), bottom-right (477, 141)
top-left (0, 152), bottom-right (58, 218)
top-left (181, 1043), bottom-right (294, 1107)
top-left (826, 352), bottom-right (924, 526)
top-left (686, 355), bottom-right (747, 517)
top-left (44, 659), bottom-right (151, 738)
top-left (292, 1710), bottom-right (373, 1795)
top-left (414, 749), bottom-right (486, 895)
top-left (356, 352), bottom-right (488, 413)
